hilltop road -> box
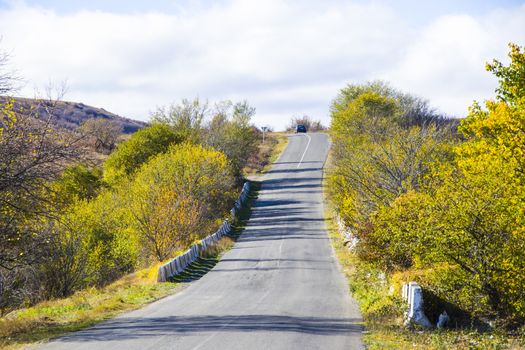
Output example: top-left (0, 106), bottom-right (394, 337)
top-left (38, 133), bottom-right (363, 350)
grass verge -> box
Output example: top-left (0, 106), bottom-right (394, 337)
top-left (322, 152), bottom-right (525, 350)
top-left (244, 132), bottom-right (289, 176)
top-left (263, 132), bottom-right (288, 172)
top-left (0, 266), bottom-right (179, 350)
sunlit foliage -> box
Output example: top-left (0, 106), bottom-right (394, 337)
top-left (128, 143), bottom-right (234, 261)
top-left (329, 43), bottom-right (525, 324)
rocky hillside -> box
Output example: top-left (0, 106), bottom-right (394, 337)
top-left (0, 96), bottom-right (147, 133)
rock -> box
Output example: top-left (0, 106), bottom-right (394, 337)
top-left (437, 310), bottom-right (449, 329)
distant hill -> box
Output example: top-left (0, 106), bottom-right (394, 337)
top-left (0, 96), bottom-right (147, 134)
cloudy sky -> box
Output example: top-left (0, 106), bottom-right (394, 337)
top-left (0, 0), bottom-right (524, 130)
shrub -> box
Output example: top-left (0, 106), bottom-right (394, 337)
top-left (41, 190), bottom-right (139, 297)
top-left (329, 44), bottom-right (525, 326)
top-left (127, 143), bottom-right (235, 262)
top-left (103, 123), bottom-right (184, 185)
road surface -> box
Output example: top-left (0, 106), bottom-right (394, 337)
top-left (37, 133), bottom-right (363, 350)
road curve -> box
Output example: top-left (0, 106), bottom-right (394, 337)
top-left (37, 133), bottom-right (363, 350)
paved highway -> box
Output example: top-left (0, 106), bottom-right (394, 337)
top-left (37, 133), bottom-right (363, 350)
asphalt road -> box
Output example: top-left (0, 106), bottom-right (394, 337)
top-left (37, 133), bottom-right (363, 350)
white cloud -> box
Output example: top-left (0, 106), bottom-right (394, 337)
top-left (381, 7), bottom-right (525, 116)
top-left (0, 0), bottom-right (524, 129)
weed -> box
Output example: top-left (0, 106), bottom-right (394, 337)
top-left (0, 266), bottom-right (179, 349)
top-left (244, 132), bottom-right (288, 176)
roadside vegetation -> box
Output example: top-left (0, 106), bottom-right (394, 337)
top-left (244, 131), bottom-right (288, 176)
top-left (0, 182), bottom-right (261, 350)
top-left (1, 94), bottom-right (261, 312)
top-left (325, 186), bottom-right (524, 349)
top-left (0, 43), bottom-right (274, 346)
top-left (0, 266), bottom-right (178, 350)
top-left (327, 43), bottom-right (525, 347)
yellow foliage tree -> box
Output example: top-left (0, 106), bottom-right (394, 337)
top-left (128, 143), bottom-right (235, 262)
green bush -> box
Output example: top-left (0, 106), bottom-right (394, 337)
top-left (52, 164), bottom-right (104, 206)
top-left (103, 123), bottom-right (184, 185)
top-left (329, 44), bottom-right (525, 326)
top-left (127, 142), bottom-right (235, 262)
top-left (42, 189), bottom-right (139, 297)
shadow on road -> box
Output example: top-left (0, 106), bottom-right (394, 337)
top-left (55, 315), bottom-right (364, 343)
top-left (273, 161), bottom-right (324, 165)
top-left (262, 177), bottom-right (323, 192)
top-left (267, 167), bottom-right (322, 174)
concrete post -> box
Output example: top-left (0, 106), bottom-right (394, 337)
top-left (403, 282), bottom-right (432, 328)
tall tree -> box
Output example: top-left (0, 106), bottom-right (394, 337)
top-left (0, 99), bottom-right (83, 270)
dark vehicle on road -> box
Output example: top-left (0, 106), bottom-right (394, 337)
top-left (296, 124), bottom-right (307, 133)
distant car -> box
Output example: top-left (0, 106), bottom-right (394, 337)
top-left (295, 124), bottom-right (307, 133)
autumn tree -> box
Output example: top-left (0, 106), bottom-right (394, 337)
top-left (422, 44), bottom-right (525, 320)
top-left (0, 99), bottom-right (83, 270)
top-left (368, 100), bottom-right (525, 321)
top-left (204, 100), bottom-right (260, 180)
top-left (41, 187), bottom-right (139, 297)
top-left (128, 143), bottom-right (235, 262)
top-left (329, 85), bottom-right (453, 227)
top-left (0, 92), bottom-right (86, 308)
top-left (103, 122), bottom-right (184, 185)
top-left (343, 44), bottom-right (525, 323)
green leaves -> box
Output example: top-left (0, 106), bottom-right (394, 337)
top-left (127, 143), bottom-right (234, 262)
top-left (330, 45), bottom-right (525, 323)
top-left (486, 43), bottom-right (525, 106)
top-left (52, 164), bottom-right (104, 206)
top-left (103, 123), bottom-right (184, 185)
top-left (330, 85), bottom-right (449, 229)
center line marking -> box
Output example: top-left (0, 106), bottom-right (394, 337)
top-left (297, 134), bottom-right (311, 168)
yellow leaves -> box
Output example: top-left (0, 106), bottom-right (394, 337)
top-left (127, 142), bottom-right (235, 261)
top-left (330, 46), bottom-right (525, 321)
top-left (1, 100), bottom-right (18, 131)
top-left (458, 98), bottom-right (525, 188)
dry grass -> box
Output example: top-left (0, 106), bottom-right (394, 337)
top-left (244, 132), bottom-right (289, 176)
top-left (0, 265), bottom-right (180, 350)
top-left (200, 236), bottom-right (236, 259)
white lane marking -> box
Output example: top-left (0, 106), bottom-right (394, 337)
top-left (297, 133), bottom-right (311, 169)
